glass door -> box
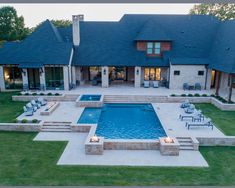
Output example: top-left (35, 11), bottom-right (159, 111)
top-left (28, 68), bottom-right (40, 90)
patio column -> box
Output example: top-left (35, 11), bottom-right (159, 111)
top-left (102, 66), bottom-right (109, 88)
top-left (228, 74), bottom-right (233, 102)
top-left (215, 71), bottom-right (221, 96)
top-left (63, 66), bottom-right (70, 90)
top-left (0, 66), bottom-right (5, 91)
top-left (71, 66), bottom-right (76, 86)
top-left (205, 68), bottom-right (212, 90)
top-left (22, 68), bottom-right (29, 90)
top-left (39, 67), bottom-right (46, 90)
top-left (134, 66), bottom-right (141, 88)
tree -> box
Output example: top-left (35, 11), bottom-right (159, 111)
top-left (0, 6), bottom-right (30, 41)
top-left (51, 19), bottom-right (72, 27)
top-left (190, 4), bottom-right (235, 21)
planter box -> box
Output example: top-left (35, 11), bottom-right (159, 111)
top-left (40, 102), bottom-right (60, 115)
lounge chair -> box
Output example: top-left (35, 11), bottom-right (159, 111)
top-left (23, 106), bottom-right (34, 116)
top-left (180, 99), bottom-right (190, 108)
top-left (184, 104), bottom-right (195, 114)
top-left (26, 103), bottom-right (37, 112)
top-left (144, 81), bottom-right (150, 88)
top-left (195, 83), bottom-right (202, 90)
top-left (37, 97), bottom-right (47, 106)
top-left (185, 118), bottom-right (213, 130)
top-left (153, 81), bottom-right (159, 88)
top-left (179, 110), bottom-right (204, 121)
top-left (31, 100), bottom-right (41, 109)
top-left (183, 83), bottom-right (189, 90)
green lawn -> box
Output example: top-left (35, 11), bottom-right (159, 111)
top-left (195, 103), bottom-right (235, 135)
top-left (0, 131), bottom-right (234, 185)
top-left (0, 92), bottom-right (25, 122)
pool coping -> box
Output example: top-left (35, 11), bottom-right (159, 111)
top-left (75, 94), bottom-right (104, 107)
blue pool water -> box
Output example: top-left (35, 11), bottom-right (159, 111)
top-left (77, 104), bottom-right (166, 139)
top-left (80, 95), bottom-right (101, 101)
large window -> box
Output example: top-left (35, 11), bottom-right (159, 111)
top-left (4, 66), bottom-right (23, 89)
top-left (89, 67), bottom-right (101, 81)
top-left (146, 42), bottom-right (161, 55)
top-left (45, 67), bottom-right (64, 90)
top-left (144, 68), bottom-right (161, 81)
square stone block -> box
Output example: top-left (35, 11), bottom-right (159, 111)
top-left (85, 137), bottom-right (104, 155)
top-left (159, 137), bottom-right (180, 156)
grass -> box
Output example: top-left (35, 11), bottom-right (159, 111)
top-left (0, 92), bottom-right (25, 123)
top-left (0, 131), bottom-right (234, 185)
top-left (195, 103), bottom-right (235, 135)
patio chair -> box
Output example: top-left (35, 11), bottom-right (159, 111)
top-left (195, 83), bottom-right (202, 90)
top-left (26, 103), bottom-right (37, 112)
top-left (184, 104), bottom-right (195, 114)
top-left (37, 97), bottom-right (47, 106)
top-left (31, 100), bottom-right (41, 109)
top-left (185, 118), bottom-right (214, 130)
top-left (183, 83), bottom-right (189, 90)
top-left (23, 106), bottom-right (34, 116)
top-left (180, 99), bottom-right (190, 108)
top-left (179, 110), bottom-right (204, 121)
top-left (92, 79), bottom-right (98, 86)
top-left (153, 81), bottom-right (159, 88)
top-left (144, 81), bottom-right (150, 88)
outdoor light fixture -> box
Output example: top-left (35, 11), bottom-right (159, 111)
top-left (164, 137), bottom-right (174, 143)
top-left (90, 135), bottom-right (99, 142)
top-left (21, 69), bottom-right (26, 76)
top-left (39, 68), bottom-right (44, 75)
top-left (136, 69), bottom-right (139, 75)
top-left (103, 69), bottom-right (106, 75)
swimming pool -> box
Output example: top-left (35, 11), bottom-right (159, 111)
top-left (77, 103), bottom-right (166, 139)
top-left (79, 95), bottom-right (101, 101)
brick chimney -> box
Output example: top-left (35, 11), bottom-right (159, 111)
top-left (72, 15), bottom-right (84, 46)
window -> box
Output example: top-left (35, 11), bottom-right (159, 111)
top-left (198, 71), bottom-right (204, 76)
top-left (146, 42), bottom-right (161, 55)
top-left (45, 67), bottom-right (64, 90)
top-left (174, 70), bottom-right (180, 75)
top-left (4, 66), bottom-right (23, 89)
top-left (144, 68), bottom-right (161, 80)
top-left (89, 67), bottom-right (101, 81)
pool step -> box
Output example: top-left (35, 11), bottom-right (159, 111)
top-left (41, 122), bottom-right (71, 132)
top-left (176, 137), bottom-right (195, 151)
top-left (63, 94), bottom-right (80, 101)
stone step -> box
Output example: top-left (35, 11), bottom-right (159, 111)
top-left (179, 142), bottom-right (193, 146)
top-left (41, 128), bottom-right (72, 132)
top-left (42, 125), bottom-right (70, 129)
top-left (179, 146), bottom-right (194, 150)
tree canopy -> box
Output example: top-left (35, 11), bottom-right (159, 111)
top-left (0, 6), bottom-right (30, 41)
top-left (51, 19), bottom-right (72, 27)
top-left (190, 4), bottom-right (235, 21)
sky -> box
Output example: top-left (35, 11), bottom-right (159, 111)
top-left (1, 4), bottom-right (196, 28)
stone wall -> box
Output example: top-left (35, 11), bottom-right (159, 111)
top-left (197, 136), bottom-right (235, 146)
top-left (0, 123), bottom-right (42, 132)
top-left (169, 65), bottom-right (207, 90)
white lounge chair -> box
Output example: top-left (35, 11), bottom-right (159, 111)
top-left (26, 103), bottom-right (37, 112)
top-left (23, 106), bottom-right (34, 116)
top-left (184, 104), bottom-right (195, 114)
top-left (179, 110), bottom-right (204, 121)
top-left (37, 97), bottom-right (47, 106)
top-left (31, 100), bottom-right (41, 109)
top-left (180, 99), bottom-right (190, 108)
top-left (185, 118), bottom-right (213, 130)
top-left (153, 81), bottom-right (159, 88)
top-left (144, 81), bottom-right (150, 88)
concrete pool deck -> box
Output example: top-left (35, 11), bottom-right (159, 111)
top-left (34, 132), bottom-right (209, 167)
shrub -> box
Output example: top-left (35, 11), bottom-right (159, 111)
top-left (202, 94), bottom-right (208, 97)
top-left (55, 93), bottom-right (60, 96)
top-left (210, 94), bottom-right (216, 97)
top-left (40, 93), bottom-right (45, 96)
top-left (17, 92), bottom-right (22, 96)
top-left (47, 93), bottom-right (53, 96)
top-left (13, 119), bottom-right (18, 123)
top-left (188, 94), bottom-right (193, 97)
top-left (21, 119), bottom-right (28, 123)
top-left (24, 93), bottom-right (29, 96)
top-left (32, 119), bottom-right (38, 123)
top-left (181, 94), bottom-right (187, 97)
top-left (170, 94), bottom-right (176, 97)
top-left (194, 93), bottom-right (200, 97)
top-left (32, 93), bottom-right (37, 96)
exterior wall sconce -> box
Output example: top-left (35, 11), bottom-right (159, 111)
top-left (103, 69), bottom-right (106, 75)
top-left (39, 68), bottom-right (44, 76)
top-left (136, 69), bottom-right (139, 75)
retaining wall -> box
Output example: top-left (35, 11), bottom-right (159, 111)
top-left (0, 122), bottom-right (42, 132)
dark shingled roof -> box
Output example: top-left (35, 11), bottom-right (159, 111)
top-left (0, 20), bottom-right (72, 67)
top-left (0, 14), bottom-right (235, 73)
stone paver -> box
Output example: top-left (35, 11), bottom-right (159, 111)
top-left (34, 132), bottom-right (208, 167)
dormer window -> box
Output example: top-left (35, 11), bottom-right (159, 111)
top-left (147, 42), bottom-right (161, 55)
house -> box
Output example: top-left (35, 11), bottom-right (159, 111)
top-left (0, 14), bottom-right (234, 100)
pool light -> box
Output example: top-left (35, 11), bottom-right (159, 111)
top-left (164, 137), bottom-right (174, 143)
top-left (90, 135), bottom-right (99, 142)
